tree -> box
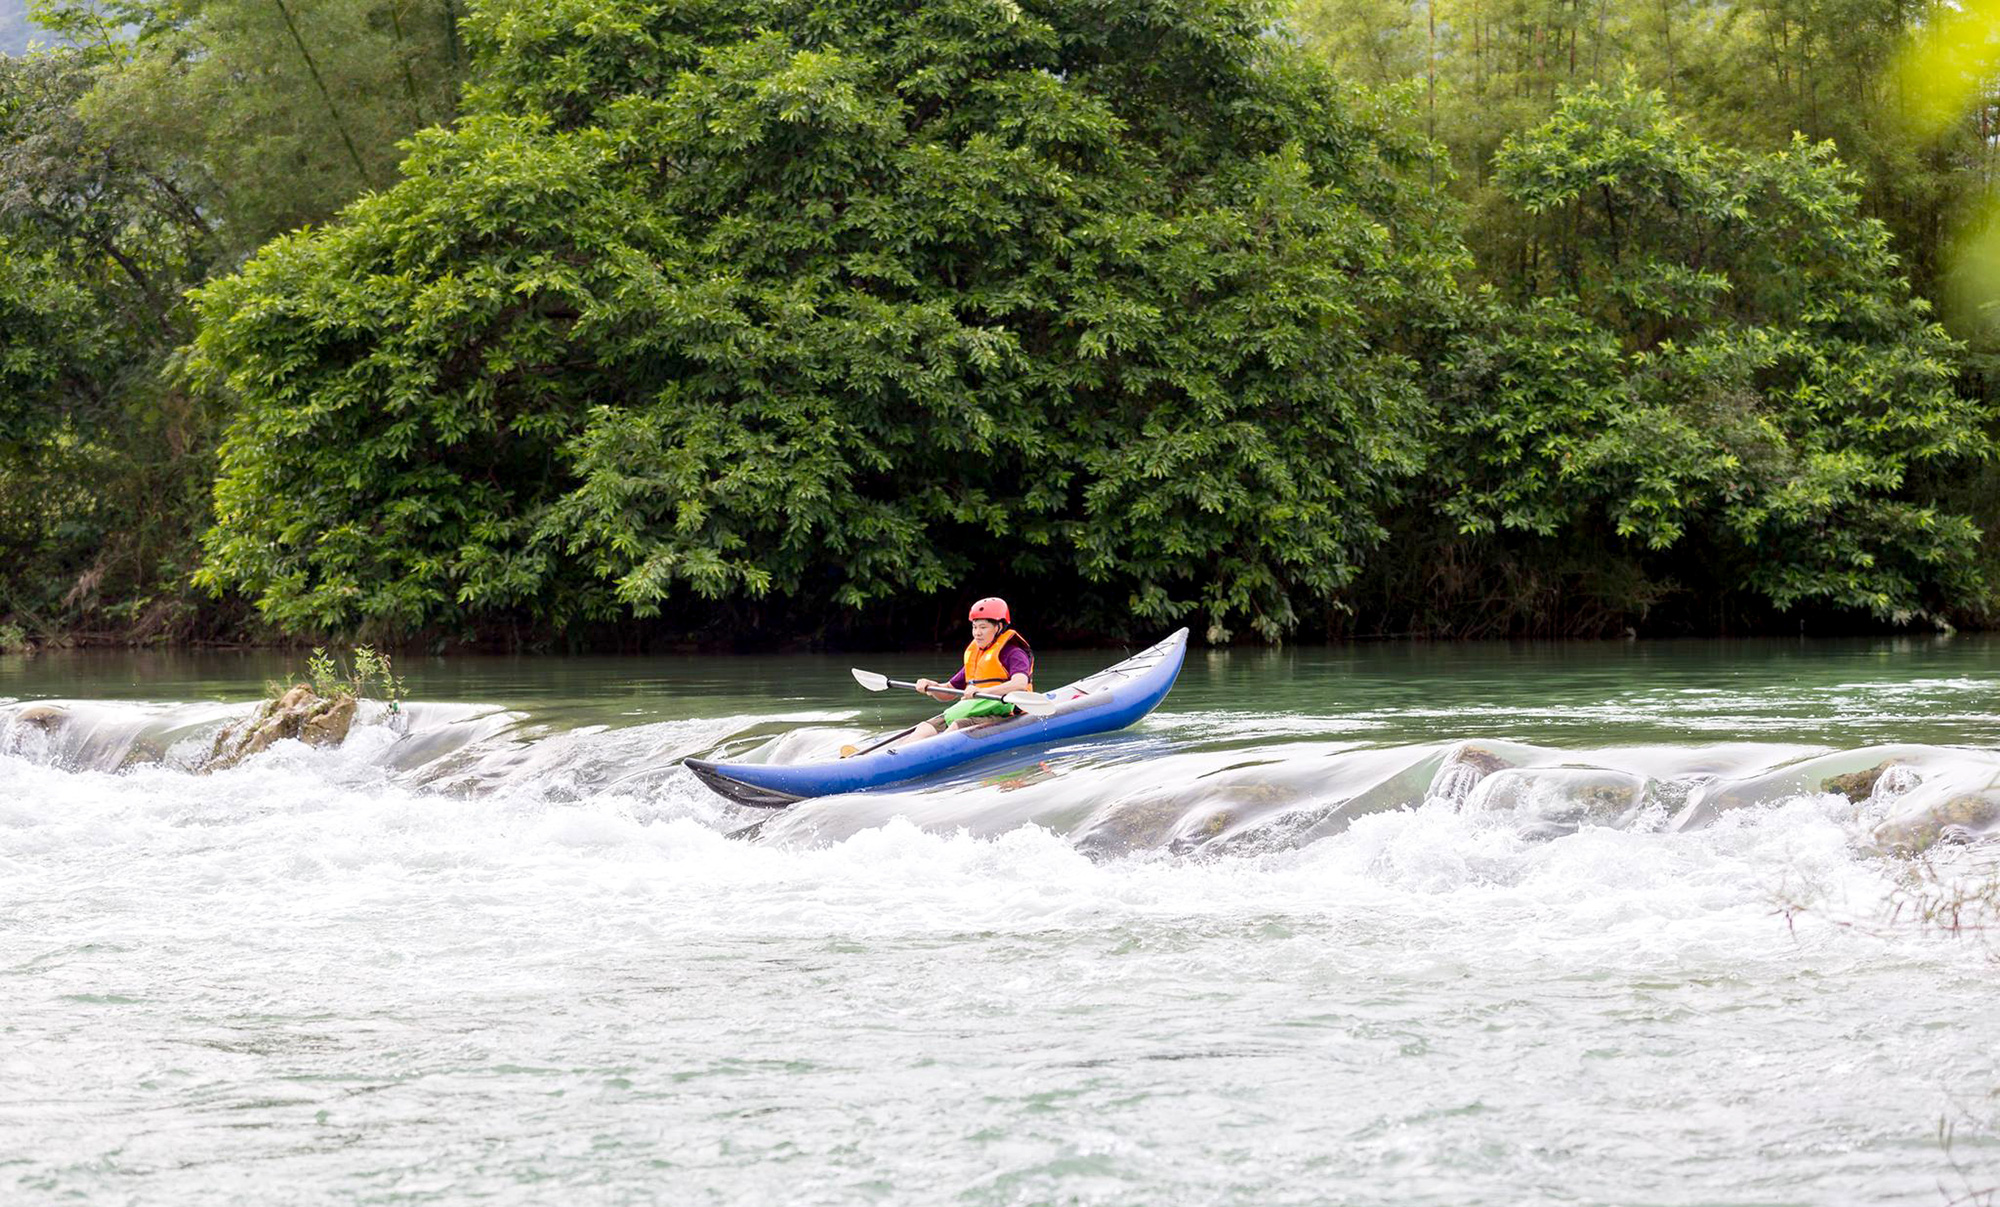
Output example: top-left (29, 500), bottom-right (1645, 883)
top-left (0, 49), bottom-right (221, 633)
top-left (32, 0), bottom-right (465, 256)
top-left (1424, 81), bottom-right (1992, 629)
top-left (1290, 0), bottom-right (1992, 363)
top-left (191, 0), bottom-right (1462, 643)
top-left (1892, 0), bottom-right (2000, 386)
top-left (0, 0), bottom-right (465, 640)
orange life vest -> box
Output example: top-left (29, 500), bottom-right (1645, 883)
top-left (962, 627), bottom-right (1033, 692)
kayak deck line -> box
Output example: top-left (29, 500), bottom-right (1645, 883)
top-left (683, 629), bottom-right (1190, 807)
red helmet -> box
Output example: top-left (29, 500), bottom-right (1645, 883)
top-left (968, 597), bottom-right (1011, 624)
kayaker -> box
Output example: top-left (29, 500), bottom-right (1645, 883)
top-left (905, 598), bottom-right (1034, 743)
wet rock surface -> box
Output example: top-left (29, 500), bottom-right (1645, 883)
top-left (1427, 742), bottom-right (1542, 808)
top-left (205, 686), bottom-right (357, 772)
top-left (1870, 789), bottom-right (2000, 855)
top-left (1823, 759), bottom-right (1910, 804)
top-left (1466, 766), bottom-right (1652, 839)
top-left (13, 704), bottom-right (67, 732)
top-left (1445, 744), bottom-right (1517, 780)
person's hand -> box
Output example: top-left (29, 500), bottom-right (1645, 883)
top-left (915, 678), bottom-right (939, 694)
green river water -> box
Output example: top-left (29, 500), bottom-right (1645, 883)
top-left (3, 635), bottom-right (1998, 1204)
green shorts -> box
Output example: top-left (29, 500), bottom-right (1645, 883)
top-left (935, 697), bottom-right (1016, 726)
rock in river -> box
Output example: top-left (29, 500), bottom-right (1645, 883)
top-left (205, 686), bottom-right (357, 772)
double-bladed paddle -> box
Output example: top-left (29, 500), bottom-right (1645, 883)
top-left (848, 668), bottom-right (1055, 715)
top-left (838, 668), bottom-right (1056, 759)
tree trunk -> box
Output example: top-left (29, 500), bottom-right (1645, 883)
top-left (270, 0), bottom-right (374, 188)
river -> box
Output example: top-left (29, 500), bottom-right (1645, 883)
top-left (4, 636), bottom-right (1998, 1204)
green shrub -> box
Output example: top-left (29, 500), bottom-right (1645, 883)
top-left (270, 644), bottom-right (406, 710)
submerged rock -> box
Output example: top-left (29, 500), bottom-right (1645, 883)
top-left (0, 703), bottom-right (68, 760)
top-left (1447, 744), bottom-right (1518, 779)
top-left (1075, 794), bottom-right (1219, 859)
top-left (1428, 743), bottom-right (1523, 807)
top-left (12, 704), bottom-right (67, 732)
top-left (1672, 746), bottom-right (1938, 831)
top-left (1222, 743), bottom-right (1538, 855)
top-left (1073, 780), bottom-right (1306, 859)
top-left (1822, 759), bottom-right (1912, 804)
top-left (1465, 767), bottom-right (1651, 839)
top-left (1869, 790), bottom-right (2000, 855)
top-left (205, 686), bottom-right (358, 772)
top-left (118, 739), bottom-right (167, 770)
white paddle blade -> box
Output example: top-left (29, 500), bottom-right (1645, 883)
top-left (1004, 691), bottom-right (1056, 716)
top-left (850, 668), bottom-right (891, 691)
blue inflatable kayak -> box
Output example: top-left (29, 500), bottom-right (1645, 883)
top-left (686, 628), bottom-right (1189, 807)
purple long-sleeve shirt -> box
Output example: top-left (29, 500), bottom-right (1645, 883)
top-left (947, 643), bottom-right (1033, 689)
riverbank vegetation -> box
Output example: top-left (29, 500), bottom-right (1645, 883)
top-left (1, 0), bottom-right (1995, 648)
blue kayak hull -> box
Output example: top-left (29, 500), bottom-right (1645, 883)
top-left (686, 629), bottom-right (1189, 807)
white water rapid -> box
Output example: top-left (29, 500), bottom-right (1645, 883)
top-left (4, 643), bottom-right (1999, 1204)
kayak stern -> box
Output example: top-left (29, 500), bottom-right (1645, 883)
top-left (684, 758), bottom-right (806, 808)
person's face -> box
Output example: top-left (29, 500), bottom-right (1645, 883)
top-left (970, 618), bottom-right (999, 646)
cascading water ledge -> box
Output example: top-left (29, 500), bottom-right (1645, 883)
top-left (12, 689), bottom-right (2000, 864)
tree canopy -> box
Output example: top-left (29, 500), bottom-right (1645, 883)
top-left (0, 0), bottom-right (463, 639)
top-left (0, 48), bottom-right (220, 632)
top-left (1426, 83), bottom-right (1988, 629)
top-left (0, 0), bottom-right (1994, 645)
top-left (192, 0), bottom-right (1463, 642)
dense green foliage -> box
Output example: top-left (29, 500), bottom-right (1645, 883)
top-left (192, 0), bottom-right (1461, 642)
top-left (1418, 84), bottom-right (1987, 631)
top-left (0, 0), bottom-right (1995, 645)
top-left (35, 0), bottom-right (463, 253)
top-left (1292, 0), bottom-right (2000, 368)
top-left (1294, 0), bottom-right (2000, 633)
top-left (0, 49), bottom-right (220, 634)
top-left (0, 0), bottom-right (462, 641)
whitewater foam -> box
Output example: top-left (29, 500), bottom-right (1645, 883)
top-left (5, 666), bottom-right (2000, 1203)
